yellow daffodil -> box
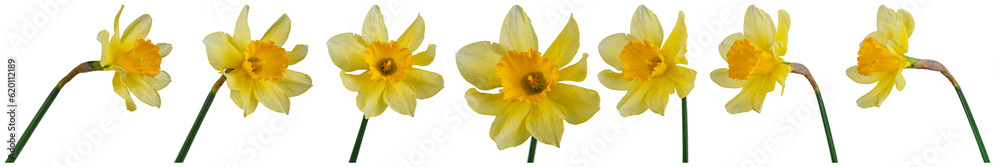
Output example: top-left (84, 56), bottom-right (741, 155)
top-left (598, 5), bottom-right (694, 117)
top-left (710, 5), bottom-right (792, 114)
top-left (98, 5), bottom-right (172, 111)
top-left (457, 5), bottom-right (599, 150)
top-left (846, 5), bottom-right (916, 108)
top-left (203, 5), bottom-right (312, 116)
top-left (328, 5), bottom-right (443, 118)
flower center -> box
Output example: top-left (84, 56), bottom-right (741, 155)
top-left (114, 39), bottom-right (161, 77)
top-left (364, 40), bottom-right (412, 83)
top-left (242, 40), bottom-right (288, 81)
top-left (726, 39), bottom-right (776, 80)
top-left (619, 40), bottom-right (667, 81)
top-left (856, 37), bottom-right (906, 76)
top-left (495, 49), bottom-right (559, 104)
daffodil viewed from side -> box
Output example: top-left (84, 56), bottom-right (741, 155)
top-left (846, 5), bottom-right (990, 163)
top-left (175, 5), bottom-right (312, 163)
top-left (456, 5), bottom-right (599, 162)
top-left (7, 5), bottom-right (172, 163)
top-left (597, 5), bottom-right (694, 162)
top-left (328, 5), bottom-right (443, 163)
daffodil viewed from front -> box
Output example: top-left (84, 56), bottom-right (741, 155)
top-left (456, 5), bottom-right (599, 162)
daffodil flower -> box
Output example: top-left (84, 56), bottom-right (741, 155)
top-left (175, 5), bottom-right (311, 163)
top-left (456, 5), bottom-right (599, 162)
top-left (847, 5), bottom-right (990, 162)
top-left (7, 5), bottom-right (171, 163)
top-left (327, 5), bottom-right (443, 163)
top-left (597, 5), bottom-right (694, 162)
top-left (710, 5), bottom-right (791, 114)
top-left (712, 5), bottom-right (839, 162)
top-left (204, 5), bottom-right (312, 116)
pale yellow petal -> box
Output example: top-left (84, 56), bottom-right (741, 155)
top-left (895, 71), bottom-right (905, 91)
top-left (126, 73), bottom-right (161, 107)
top-left (597, 33), bottom-right (636, 71)
top-left (772, 10), bottom-right (790, 56)
top-left (255, 80), bottom-right (290, 114)
top-left (617, 81), bottom-right (651, 117)
top-left (203, 32), bottom-right (244, 70)
top-left (456, 41), bottom-right (504, 90)
top-left (646, 77), bottom-right (676, 115)
top-left (224, 69), bottom-right (252, 91)
top-left (660, 11), bottom-right (687, 64)
top-left (846, 66), bottom-right (886, 84)
top-left (231, 89), bottom-right (258, 117)
top-left (743, 5), bottom-right (775, 50)
top-left (111, 5), bottom-right (123, 49)
top-left (286, 44), bottom-right (307, 65)
top-left (260, 14), bottom-right (290, 47)
top-left (412, 44), bottom-right (436, 66)
top-left (526, 98), bottom-right (566, 147)
top-left (402, 68), bottom-right (444, 99)
top-left (397, 14), bottom-right (425, 52)
top-left (120, 14), bottom-right (151, 50)
top-left (358, 82), bottom-right (388, 119)
top-left (710, 68), bottom-right (748, 88)
top-left (143, 70), bottom-right (170, 90)
top-left (489, 105), bottom-right (531, 150)
top-left (466, 89), bottom-right (526, 116)
top-left (277, 70), bottom-right (311, 97)
top-left (876, 5), bottom-right (899, 44)
top-left (630, 5), bottom-right (664, 47)
top-left (542, 15), bottom-right (579, 67)
top-left (156, 43), bottom-right (171, 58)
top-left (857, 77), bottom-right (895, 108)
top-left (598, 70), bottom-right (638, 90)
top-left (665, 65), bottom-right (696, 98)
top-left (362, 5), bottom-right (388, 43)
top-left (98, 30), bottom-right (113, 66)
top-left (548, 84), bottom-right (599, 125)
top-left (899, 9), bottom-right (915, 38)
top-left (111, 70), bottom-right (136, 111)
top-left (383, 82), bottom-right (417, 116)
top-left (718, 33), bottom-right (745, 61)
top-left (556, 53), bottom-right (588, 82)
top-left (341, 71), bottom-right (374, 92)
top-left (499, 5), bottom-right (538, 51)
top-left (327, 33), bottom-right (369, 71)
top-left (234, 5), bottom-right (251, 51)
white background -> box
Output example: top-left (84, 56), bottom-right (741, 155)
top-left (2, 0), bottom-right (998, 166)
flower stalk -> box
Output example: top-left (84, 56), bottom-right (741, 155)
top-left (912, 59), bottom-right (989, 163)
top-left (6, 61), bottom-right (101, 163)
top-left (527, 137), bottom-right (537, 163)
top-left (175, 74), bottom-right (227, 163)
top-left (349, 116), bottom-right (369, 163)
top-left (789, 62), bottom-right (838, 163)
top-left (682, 97), bottom-right (688, 163)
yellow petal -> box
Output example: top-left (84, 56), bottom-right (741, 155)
top-left (231, 89), bottom-right (258, 117)
top-left (277, 69), bottom-right (311, 97)
top-left (286, 44), bottom-right (307, 65)
top-left (111, 70), bottom-right (136, 111)
top-left (402, 68), bottom-right (443, 99)
top-left (456, 41), bottom-right (504, 90)
top-left (358, 81), bottom-right (388, 118)
top-left (203, 32), bottom-right (244, 70)
top-left (126, 73), bottom-right (161, 107)
top-left (630, 5), bottom-right (664, 47)
top-left (120, 14), bottom-right (151, 51)
top-left (772, 10), bottom-right (790, 56)
top-left (857, 77), bottom-right (895, 108)
top-left (617, 81), bottom-right (651, 117)
top-left (143, 70), bottom-right (170, 90)
top-left (255, 80), bottom-right (290, 114)
top-left (384, 82), bottom-right (417, 116)
top-left (499, 5), bottom-right (538, 52)
top-left (412, 44), bottom-right (436, 66)
top-left (542, 15), bottom-right (579, 67)
top-left (489, 106), bottom-right (531, 150)
top-left (111, 5), bottom-right (123, 49)
top-left (155, 43), bottom-right (172, 58)
top-left (876, 5), bottom-right (898, 44)
top-left (526, 98), bottom-right (566, 147)
top-left (224, 68), bottom-right (252, 91)
top-left (646, 77), bottom-right (675, 115)
top-left (260, 14), bottom-right (291, 47)
top-left (710, 68), bottom-right (748, 88)
top-left (660, 11), bottom-right (687, 64)
top-left (666, 65), bottom-right (696, 98)
top-left (718, 33), bottom-right (745, 61)
top-left (598, 70), bottom-right (638, 90)
top-left (466, 89), bottom-right (526, 116)
top-left (327, 33), bottom-right (369, 71)
top-left (743, 5), bottom-right (775, 50)
top-left (362, 5), bottom-right (388, 44)
top-left (597, 33), bottom-right (637, 71)
top-left (340, 71), bottom-right (374, 92)
top-left (895, 71), bottom-right (905, 91)
top-left (726, 77), bottom-right (774, 114)
top-left (397, 14), bottom-right (425, 52)
top-left (557, 53), bottom-right (588, 82)
top-left (98, 30), bottom-right (113, 66)
top-left (234, 5), bottom-right (251, 51)
top-left (899, 9), bottom-right (915, 38)
top-left (548, 84), bottom-right (599, 124)
top-left (846, 66), bottom-right (885, 84)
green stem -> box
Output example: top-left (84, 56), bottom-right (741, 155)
top-left (175, 74), bottom-right (227, 163)
top-left (814, 91), bottom-right (837, 163)
top-left (527, 137), bottom-right (537, 163)
top-left (682, 97), bottom-right (688, 163)
top-left (349, 117), bottom-right (369, 163)
top-left (955, 86), bottom-right (989, 163)
top-left (6, 61), bottom-right (98, 163)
